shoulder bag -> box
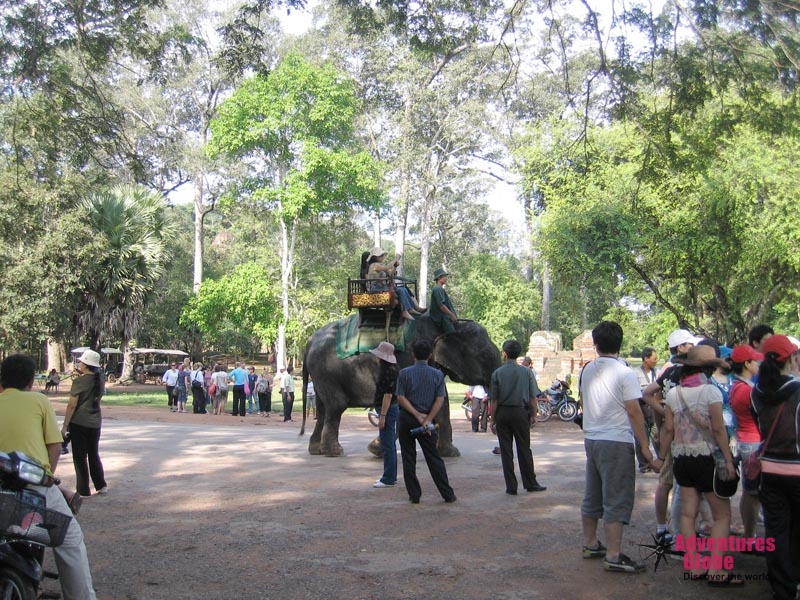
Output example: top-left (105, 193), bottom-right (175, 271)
top-left (742, 403), bottom-right (785, 487)
top-left (191, 371), bottom-right (203, 390)
top-left (677, 386), bottom-right (740, 498)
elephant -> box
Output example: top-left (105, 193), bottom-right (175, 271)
top-left (300, 314), bottom-right (501, 457)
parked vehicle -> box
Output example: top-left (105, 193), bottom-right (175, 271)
top-left (543, 379), bottom-right (579, 422)
top-left (368, 407), bottom-right (380, 427)
top-left (0, 451), bottom-right (71, 600)
top-left (536, 394), bottom-right (554, 421)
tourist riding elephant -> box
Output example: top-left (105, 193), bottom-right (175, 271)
top-left (300, 314), bottom-right (501, 457)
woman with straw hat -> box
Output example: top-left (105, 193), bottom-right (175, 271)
top-left (365, 247), bottom-right (425, 321)
top-left (62, 349), bottom-right (108, 497)
top-left (370, 341), bottom-right (399, 488)
top-left (654, 344), bottom-right (740, 586)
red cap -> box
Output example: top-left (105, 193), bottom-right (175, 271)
top-left (761, 334), bottom-right (799, 362)
top-left (730, 345), bottom-right (764, 363)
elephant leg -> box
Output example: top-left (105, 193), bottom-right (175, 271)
top-left (308, 397), bottom-right (325, 455)
top-left (320, 408), bottom-right (345, 456)
top-left (436, 402), bottom-right (460, 458)
top-left (368, 436), bottom-right (383, 458)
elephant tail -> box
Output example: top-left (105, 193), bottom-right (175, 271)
top-left (299, 362), bottom-right (308, 436)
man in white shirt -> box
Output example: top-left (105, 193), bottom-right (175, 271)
top-left (635, 347), bottom-right (658, 473)
top-left (466, 384), bottom-right (488, 432)
top-left (579, 321), bottom-right (655, 574)
top-left (161, 363), bottom-right (179, 412)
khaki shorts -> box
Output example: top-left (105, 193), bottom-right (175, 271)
top-left (658, 449), bottom-right (674, 486)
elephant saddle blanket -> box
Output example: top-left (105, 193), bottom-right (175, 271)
top-left (335, 313), bottom-right (416, 359)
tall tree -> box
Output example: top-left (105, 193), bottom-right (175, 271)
top-left (208, 52), bottom-right (385, 368)
top-left (78, 185), bottom-right (175, 378)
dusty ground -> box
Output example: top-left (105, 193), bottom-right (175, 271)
top-left (40, 385), bottom-right (772, 600)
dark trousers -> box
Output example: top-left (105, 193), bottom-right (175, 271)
top-left (258, 392), bottom-right (270, 413)
top-left (471, 397), bottom-right (488, 431)
top-left (191, 386), bottom-right (206, 413)
top-left (398, 410), bottom-right (455, 502)
top-left (231, 385), bottom-right (246, 416)
top-left (166, 385), bottom-right (176, 407)
top-left (495, 405), bottom-right (537, 493)
top-left (68, 422), bottom-right (106, 497)
top-left (282, 391), bottom-right (294, 421)
top-left (759, 473), bottom-right (800, 600)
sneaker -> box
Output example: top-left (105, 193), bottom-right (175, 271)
top-left (96, 486), bottom-right (108, 495)
top-left (492, 447), bottom-right (501, 455)
top-left (373, 481), bottom-right (395, 488)
top-left (603, 553), bottom-right (647, 573)
top-left (656, 530), bottom-right (675, 548)
top-left (582, 541), bottom-right (607, 559)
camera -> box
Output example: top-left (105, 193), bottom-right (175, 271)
top-left (410, 423), bottom-right (436, 436)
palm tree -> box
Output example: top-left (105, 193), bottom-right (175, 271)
top-left (77, 185), bottom-right (173, 379)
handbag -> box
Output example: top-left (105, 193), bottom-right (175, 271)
top-left (677, 386), bottom-right (740, 497)
top-left (191, 371), bottom-right (203, 390)
top-left (208, 383), bottom-right (217, 397)
top-left (742, 403), bottom-right (786, 486)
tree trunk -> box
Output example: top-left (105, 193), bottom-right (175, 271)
top-left (192, 173), bottom-right (205, 294)
top-left (276, 215), bottom-right (296, 370)
top-left (46, 338), bottom-right (63, 372)
top-left (419, 189), bottom-right (435, 306)
top-left (541, 262), bottom-right (551, 330)
top-left (120, 340), bottom-right (134, 384)
top-left (394, 91), bottom-right (413, 281)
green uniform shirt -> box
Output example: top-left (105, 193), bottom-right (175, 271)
top-left (430, 284), bottom-right (456, 326)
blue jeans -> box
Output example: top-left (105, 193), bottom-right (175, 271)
top-left (378, 404), bottom-right (399, 485)
top-left (396, 287), bottom-right (416, 312)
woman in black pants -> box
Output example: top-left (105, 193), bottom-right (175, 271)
top-left (62, 349), bottom-right (108, 497)
top-left (190, 362), bottom-right (207, 414)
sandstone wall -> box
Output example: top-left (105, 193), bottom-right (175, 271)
top-left (526, 330), bottom-right (597, 389)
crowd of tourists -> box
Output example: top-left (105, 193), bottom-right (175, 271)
top-left (579, 322), bottom-right (798, 599)
top-left (160, 358), bottom-right (298, 421)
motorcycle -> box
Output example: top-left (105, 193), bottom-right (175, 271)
top-left (535, 394), bottom-right (553, 421)
top-left (541, 379), bottom-right (579, 422)
top-left (367, 407), bottom-right (380, 427)
top-left (0, 451), bottom-right (71, 600)
top-left (461, 396), bottom-right (488, 421)
top-left (465, 395), bottom-right (553, 423)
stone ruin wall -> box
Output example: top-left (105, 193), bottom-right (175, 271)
top-left (525, 330), bottom-right (597, 390)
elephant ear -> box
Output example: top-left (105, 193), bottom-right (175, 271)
top-left (432, 321), bottom-right (496, 386)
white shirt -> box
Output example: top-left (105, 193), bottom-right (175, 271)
top-left (580, 356), bottom-right (642, 443)
top-left (468, 385), bottom-right (487, 399)
top-left (281, 372), bottom-right (295, 394)
top-left (665, 383), bottom-right (723, 457)
top-left (162, 368), bottom-right (178, 386)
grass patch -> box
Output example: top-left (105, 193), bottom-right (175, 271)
top-left (103, 380), bottom-right (472, 413)
top-left (103, 389), bottom-right (165, 407)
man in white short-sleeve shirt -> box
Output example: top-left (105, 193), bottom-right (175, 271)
top-left (579, 321), bottom-right (656, 574)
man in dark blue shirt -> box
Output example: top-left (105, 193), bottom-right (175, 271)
top-left (396, 340), bottom-right (456, 504)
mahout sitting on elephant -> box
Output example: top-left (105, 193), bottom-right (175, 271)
top-left (300, 314), bottom-right (500, 457)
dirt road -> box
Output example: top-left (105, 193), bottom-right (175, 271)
top-left (42, 397), bottom-right (771, 600)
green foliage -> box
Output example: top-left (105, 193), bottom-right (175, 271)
top-left (77, 185), bottom-right (175, 346)
top-left (209, 52), bottom-right (385, 220)
top-left (181, 262), bottom-right (279, 344)
top-left (331, 0), bottom-right (504, 55)
top-left (459, 253), bottom-right (540, 348)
